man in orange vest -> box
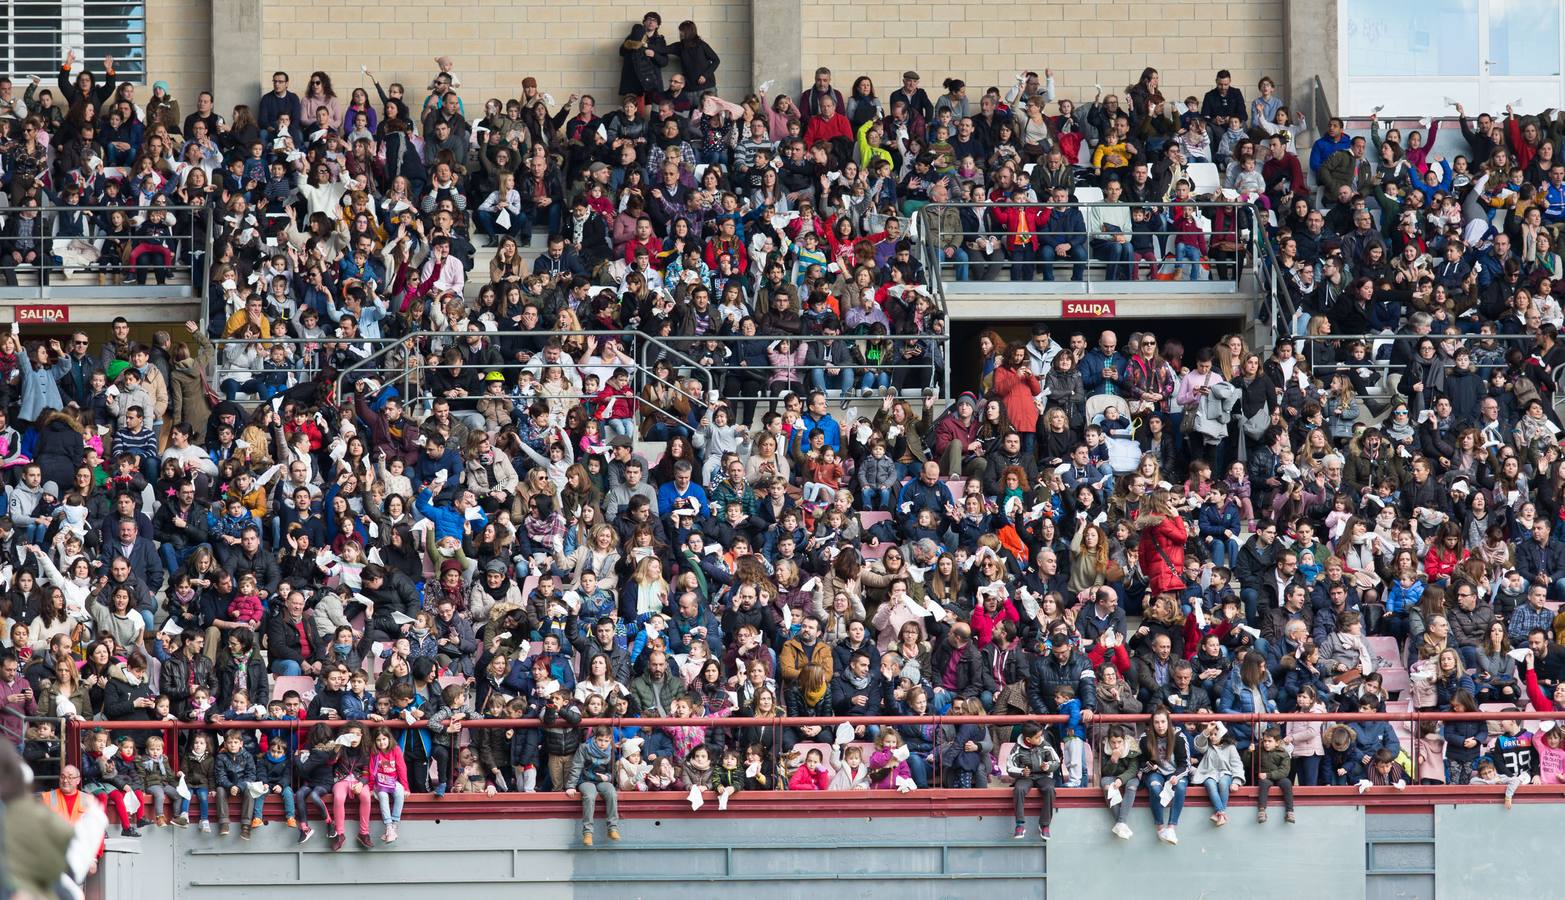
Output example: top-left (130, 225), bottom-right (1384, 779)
top-left (5, 745), bottom-right (76, 894)
top-left (36, 764), bottom-right (98, 874)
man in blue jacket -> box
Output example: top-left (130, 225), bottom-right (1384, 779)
top-left (1309, 117), bottom-right (1353, 176)
top-left (896, 460), bottom-right (955, 518)
top-left (796, 390), bottom-right (842, 452)
top-left (1078, 330), bottom-right (1127, 396)
top-left (1038, 186), bottom-right (1088, 281)
top-left (411, 432), bottom-right (463, 503)
top-left (656, 459), bottom-right (709, 519)
top-left (416, 485), bottom-right (486, 542)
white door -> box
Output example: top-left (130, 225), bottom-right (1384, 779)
top-left (1340, 0), bottom-right (1563, 116)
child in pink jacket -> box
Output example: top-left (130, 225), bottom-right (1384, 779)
top-left (369, 728), bottom-right (409, 843)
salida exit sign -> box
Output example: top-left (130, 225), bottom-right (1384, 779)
top-left (15, 305), bottom-right (69, 324)
top-left (1061, 299), bottom-right (1114, 318)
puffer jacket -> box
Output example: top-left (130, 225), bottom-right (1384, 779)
top-left (215, 749), bottom-right (257, 789)
top-left (541, 702), bottom-right (583, 758)
top-left (1004, 738), bottom-right (1061, 779)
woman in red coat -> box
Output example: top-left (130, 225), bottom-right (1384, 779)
top-left (991, 343), bottom-right (1042, 453)
top-left (1135, 492), bottom-right (1188, 595)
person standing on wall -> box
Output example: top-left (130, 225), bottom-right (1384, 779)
top-left (620, 12), bottom-right (670, 109)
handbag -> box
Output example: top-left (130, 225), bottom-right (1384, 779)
top-left (1241, 404), bottom-right (1270, 441)
top-left (196, 365), bottom-right (223, 409)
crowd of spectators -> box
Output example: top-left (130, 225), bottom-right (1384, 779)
top-left (4, 8), bottom-right (1565, 860)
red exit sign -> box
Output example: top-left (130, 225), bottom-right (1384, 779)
top-left (16, 305), bottom-right (69, 325)
top-left (1062, 299), bottom-right (1114, 318)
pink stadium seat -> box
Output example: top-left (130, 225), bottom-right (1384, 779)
top-left (271, 675), bottom-right (317, 703)
top-left (859, 510), bottom-right (892, 530)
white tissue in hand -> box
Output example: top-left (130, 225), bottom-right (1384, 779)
top-left (688, 785), bottom-right (704, 810)
top-left (717, 789), bottom-right (730, 811)
top-left (834, 722), bottom-right (855, 746)
top-left (176, 772), bottom-right (191, 801)
top-left (745, 761), bottom-right (762, 778)
top-left (895, 776), bottom-right (916, 793)
top-left (1159, 780), bottom-right (1176, 806)
top-left (892, 745), bottom-right (910, 762)
top-left (122, 790), bottom-right (141, 814)
top-left (1106, 784), bottom-right (1123, 807)
top-left (1357, 779), bottom-right (1373, 794)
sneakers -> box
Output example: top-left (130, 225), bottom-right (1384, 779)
top-left (357, 832), bottom-right (373, 850)
top-left (240, 824), bottom-right (252, 841)
top-left (1012, 823), bottom-right (1026, 839)
top-left (121, 826), bottom-right (141, 838)
top-left (1213, 812), bottom-right (1228, 827)
top-left (1039, 826), bottom-right (1051, 843)
top-left (286, 817), bottom-right (297, 828)
top-left (1257, 809), bottom-right (1268, 824)
top-left (330, 832), bottom-right (346, 852)
top-left (298, 824), bottom-right (314, 844)
top-left (173, 814), bottom-right (189, 828)
top-left (581, 830), bottom-right (594, 847)
top-left (155, 815), bottom-right (168, 827)
top-left (1165, 826), bottom-right (1179, 845)
top-left (607, 827), bottom-right (620, 842)
top-left (250, 817), bottom-right (263, 830)
top-left (1111, 823), bottom-right (1133, 840)
top-left (326, 824), bottom-right (340, 841)
top-left (384, 824), bottom-right (399, 844)
top-left (1285, 810), bottom-right (1297, 823)
top-left (198, 820), bottom-right (211, 833)
top-left (218, 824), bottom-right (231, 837)
top-left (433, 783), bottom-right (447, 799)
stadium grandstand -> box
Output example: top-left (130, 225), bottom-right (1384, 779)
top-left (2, 1), bottom-right (1565, 897)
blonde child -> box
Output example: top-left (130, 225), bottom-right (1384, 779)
top-left (826, 742), bottom-right (870, 790)
top-left (139, 735), bottom-right (182, 826)
top-left (1469, 755), bottom-right (1527, 808)
top-left (867, 729), bottom-right (915, 791)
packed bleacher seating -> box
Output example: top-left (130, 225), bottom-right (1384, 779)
top-left (6, 10), bottom-right (1565, 875)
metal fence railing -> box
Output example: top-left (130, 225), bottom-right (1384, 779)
top-left (0, 202), bottom-right (213, 299)
top-left (654, 331), bottom-right (949, 402)
top-left (60, 708), bottom-right (1554, 800)
top-left (913, 199), bottom-right (1262, 298)
top-left (323, 330), bottom-right (714, 436)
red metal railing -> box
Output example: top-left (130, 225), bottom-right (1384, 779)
top-left (67, 708), bottom-right (1559, 814)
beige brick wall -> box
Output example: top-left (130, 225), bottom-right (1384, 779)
top-left (255, 0), bottom-right (752, 112)
top-left (145, 0), bottom-right (212, 106)
top-left (140, 0), bottom-right (1285, 121)
top-left (798, 0), bottom-right (1287, 109)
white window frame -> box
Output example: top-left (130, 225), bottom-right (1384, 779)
top-left (3, 0), bottom-right (146, 84)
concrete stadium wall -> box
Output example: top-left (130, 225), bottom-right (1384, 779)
top-left (141, 0), bottom-right (1285, 128)
top-left (98, 801), bottom-right (1555, 899)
